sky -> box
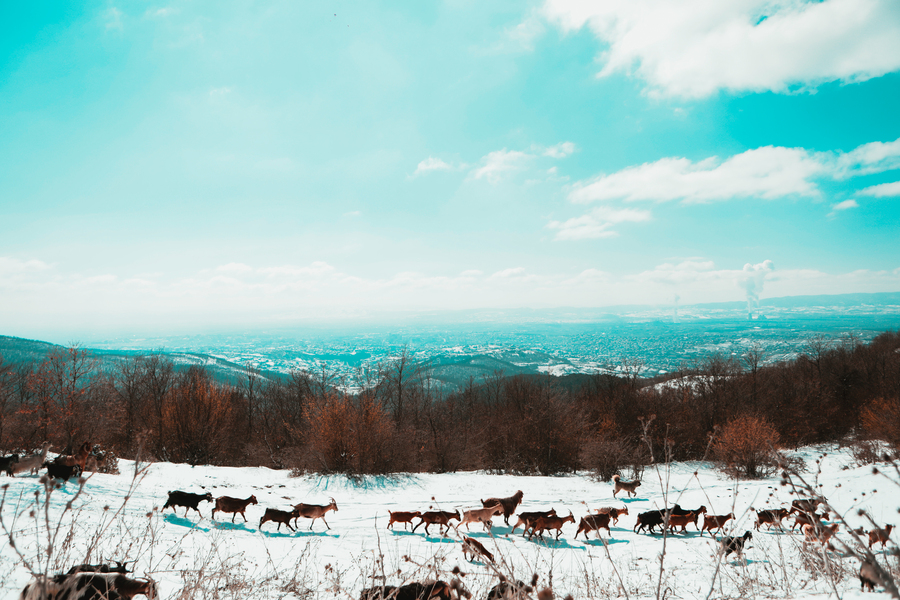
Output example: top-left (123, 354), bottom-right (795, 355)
top-left (2, 0), bottom-right (900, 338)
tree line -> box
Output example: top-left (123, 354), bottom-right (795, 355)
top-left (0, 331), bottom-right (898, 478)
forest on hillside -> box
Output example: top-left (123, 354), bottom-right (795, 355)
top-left (0, 331), bottom-right (898, 478)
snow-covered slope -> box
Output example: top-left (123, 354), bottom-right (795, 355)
top-left (1, 445), bottom-right (896, 599)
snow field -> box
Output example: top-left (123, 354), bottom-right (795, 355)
top-left (0, 445), bottom-right (897, 599)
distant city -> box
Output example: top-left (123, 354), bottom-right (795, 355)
top-left (67, 294), bottom-right (900, 390)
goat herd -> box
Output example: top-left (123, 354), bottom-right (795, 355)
top-left (8, 452), bottom-right (897, 600)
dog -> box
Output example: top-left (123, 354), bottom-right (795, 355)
top-left (612, 474), bottom-right (641, 498)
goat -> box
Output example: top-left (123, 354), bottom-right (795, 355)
top-left (44, 461), bottom-right (81, 482)
top-left (293, 497), bottom-right (338, 530)
top-left (481, 490), bottom-right (524, 526)
top-left (162, 490), bottom-right (213, 517)
top-left (511, 509), bottom-right (556, 536)
top-left (360, 580), bottom-right (454, 600)
top-left (611, 474), bottom-right (640, 498)
top-left (53, 442), bottom-right (91, 473)
top-left (595, 506), bottom-right (628, 525)
top-left (859, 558), bottom-right (884, 592)
top-left (19, 573), bottom-right (157, 600)
top-left (412, 510), bottom-right (460, 536)
top-left (461, 536), bottom-right (494, 563)
top-left (634, 506), bottom-right (683, 534)
top-left (667, 507), bottom-right (707, 533)
top-left (803, 522), bottom-right (839, 550)
top-left (260, 507), bottom-right (299, 532)
top-left (211, 495), bottom-right (258, 523)
top-left (387, 510), bottom-right (422, 530)
top-left (575, 513), bottom-right (611, 540)
top-left (790, 498), bottom-right (820, 515)
top-left (460, 504), bottom-right (503, 531)
top-left (13, 442), bottom-right (51, 476)
top-left (530, 512), bottom-right (575, 540)
top-left (634, 510), bottom-right (665, 534)
top-left (700, 513), bottom-right (734, 536)
top-left (754, 508), bottom-right (789, 530)
top-left (67, 561), bottom-right (132, 575)
top-left (790, 511), bottom-right (828, 532)
top-left (721, 531), bottom-right (752, 557)
top-left (869, 524), bottom-right (894, 549)
top-left (0, 453), bottom-right (19, 476)
top-left (486, 580), bottom-right (530, 600)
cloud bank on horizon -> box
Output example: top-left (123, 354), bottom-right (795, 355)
top-left (0, 0), bottom-right (899, 336)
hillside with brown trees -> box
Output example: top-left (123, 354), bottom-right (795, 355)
top-left (0, 331), bottom-right (897, 477)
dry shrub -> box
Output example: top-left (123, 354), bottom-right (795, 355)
top-left (861, 396), bottom-right (900, 450)
top-left (303, 392), bottom-right (396, 475)
top-left (161, 368), bottom-right (243, 465)
top-left (581, 416), bottom-right (647, 481)
top-left (712, 414), bottom-right (780, 478)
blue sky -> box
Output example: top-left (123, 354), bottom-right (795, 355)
top-left (2, 0), bottom-right (900, 337)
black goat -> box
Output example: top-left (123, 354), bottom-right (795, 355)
top-left (67, 560), bottom-right (132, 575)
top-left (721, 531), bottom-right (753, 557)
top-left (44, 461), bottom-right (81, 482)
top-left (162, 490), bottom-right (213, 517)
top-left (0, 454), bottom-right (19, 476)
top-left (360, 580), bottom-right (453, 600)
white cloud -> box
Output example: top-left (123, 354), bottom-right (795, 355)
top-left (343, 210), bottom-right (362, 217)
top-left (504, 14), bottom-right (546, 52)
top-left (548, 206), bottom-right (651, 240)
top-left (105, 7), bottom-right (124, 31)
top-left (569, 146), bottom-right (824, 204)
top-left (470, 149), bottom-right (532, 184)
top-left (542, 0), bottom-right (900, 98)
top-left (858, 181), bottom-right (900, 197)
top-left (543, 142), bottom-right (576, 158)
top-left (828, 198), bottom-right (859, 217)
top-left (831, 199), bottom-right (859, 211)
top-left (834, 137), bottom-right (900, 179)
top-left (215, 262), bottom-right (253, 274)
top-left (0, 257), bottom-right (52, 275)
top-left (413, 157), bottom-right (454, 176)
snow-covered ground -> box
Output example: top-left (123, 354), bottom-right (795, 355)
top-left (1, 445), bottom-right (897, 599)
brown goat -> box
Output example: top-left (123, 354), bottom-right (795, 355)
top-left (595, 506), bottom-right (629, 525)
top-left (700, 513), bottom-right (734, 536)
top-left (790, 498), bottom-right (820, 515)
top-left (462, 536), bottom-right (494, 563)
top-left (869, 524), bottom-right (894, 549)
top-left (260, 507), bottom-right (299, 532)
top-left (212, 495), bottom-right (258, 523)
top-left (859, 558), bottom-right (883, 592)
top-left (667, 507), bottom-right (706, 533)
top-left (530, 512), bottom-right (575, 540)
top-left (293, 497), bottom-right (338, 530)
top-left (575, 513), bottom-right (611, 540)
top-left (413, 510), bottom-right (461, 536)
top-left (387, 510), bottom-right (422, 530)
top-left (512, 509), bottom-right (556, 536)
top-left (460, 504), bottom-right (503, 531)
top-left (53, 442), bottom-right (91, 473)
top-left (790, 511), bottom-right (828, 532)
top-left (611, 474), bottom-right (641, 498)
top-left (754, 508), bottom-right (789, 530)
top-left (481, 490), bottom-right (524, 525)
top-left (803, 522), bottom-right (839, 549)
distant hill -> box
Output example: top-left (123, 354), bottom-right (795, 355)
top-left (0, 335), bottom-right (277, 386)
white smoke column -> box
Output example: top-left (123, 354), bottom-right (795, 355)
top-left (739, 260), bottom-right (775, 317)
top-left (673, 293), bottom-right (680, 323)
